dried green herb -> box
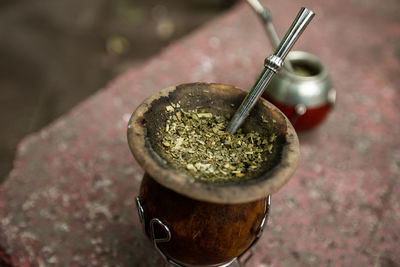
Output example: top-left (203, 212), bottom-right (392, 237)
top-left (157, 103), bottom-right (275, 182)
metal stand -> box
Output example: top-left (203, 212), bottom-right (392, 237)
top-left (135, 195), bottom-right (271, 267)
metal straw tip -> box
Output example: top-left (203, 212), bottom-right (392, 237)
top-left (299, 7), bottom-right (315, 20)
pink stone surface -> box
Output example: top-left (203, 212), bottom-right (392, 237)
top-left (1, 0), bottom-right (400, 266)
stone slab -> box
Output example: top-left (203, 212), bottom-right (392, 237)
top-left (1, 0), bottom-right (400, 266)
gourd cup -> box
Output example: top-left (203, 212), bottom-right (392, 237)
top-left (127, 82), bottom-right (299, 266)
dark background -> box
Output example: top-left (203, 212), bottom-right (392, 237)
top-left (0, 0), bottom-right (237, 182)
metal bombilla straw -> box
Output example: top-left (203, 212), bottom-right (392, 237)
top-left (246, 0), bottom-right (294, 72)
top-left (227, 7), bottom-right (314, 135)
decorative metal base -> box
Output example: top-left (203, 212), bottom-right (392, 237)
top-left (167, 256), bottom-right (238, 267)
top-left (135, 195), bottom-right (271, 267)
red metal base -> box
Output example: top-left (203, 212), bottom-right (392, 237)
top-left (263, 95), bottom-right (332, 131)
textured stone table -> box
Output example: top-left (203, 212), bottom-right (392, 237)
top-left (1, 0), bottom-right (400, 266)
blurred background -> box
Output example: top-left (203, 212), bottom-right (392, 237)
top-left (0, 0), bottom-right (238, 182)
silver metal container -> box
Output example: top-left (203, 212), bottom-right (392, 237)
top-left (263, 51), bottom-right (336, 131)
